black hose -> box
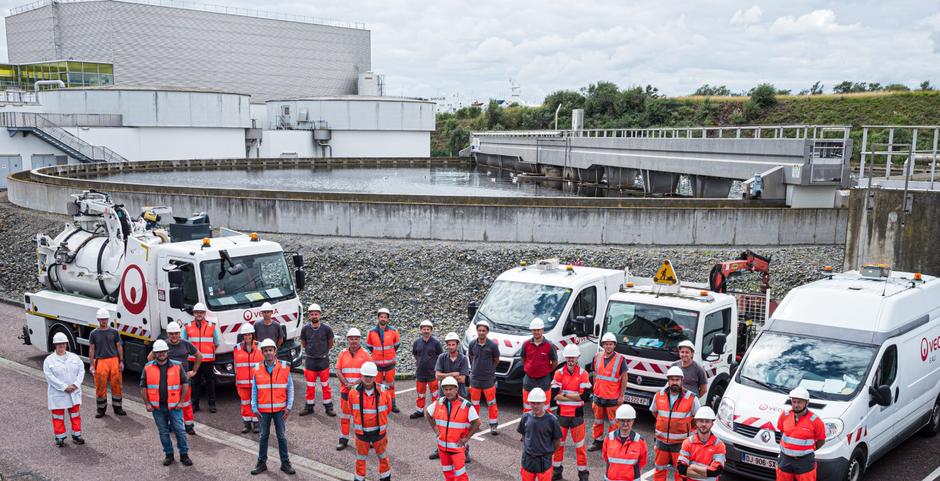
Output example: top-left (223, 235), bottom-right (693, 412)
top-left (96, 238), bottom-right (111, 299)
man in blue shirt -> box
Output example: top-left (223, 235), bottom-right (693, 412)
top-left (250, 338), bottom-right (295, 475)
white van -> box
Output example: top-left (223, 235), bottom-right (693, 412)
top-left (714, 266), bottom-right (940, 481)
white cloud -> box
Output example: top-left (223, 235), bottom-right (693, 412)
top-left (730, 6), bottom-right (762, 26)
top-left (770, 9), bottom-right (860, 35)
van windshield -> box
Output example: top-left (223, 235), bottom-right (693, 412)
top-left (603, 300), bottom-right (698, 352)
top-left (200, 252), bottom-right (296, 311)
top-left (476, 280), bottom-right (572, 333)
top-left (737, 331), bottom-right (877, 401)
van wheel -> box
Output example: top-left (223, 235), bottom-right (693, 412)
top-left (844, 448), bottom-right (866, 481)
top-left (706, 382), bottom-right (726, 411)
top-left (921, 393), bottom-right (940, 437)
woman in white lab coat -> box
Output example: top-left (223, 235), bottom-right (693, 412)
top-left (43, 332), bottom-right (86, 447)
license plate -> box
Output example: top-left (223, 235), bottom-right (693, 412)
top-left (624, 394), bottom-right (650, 406)
top-left (741, 453), bottom-right (777, 469)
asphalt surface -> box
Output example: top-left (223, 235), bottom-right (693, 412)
top-left (1, 301), bottom-right (938, 481)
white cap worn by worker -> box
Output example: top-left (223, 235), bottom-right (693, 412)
top-left (166, 322), bottom-right (182, 334)
top-left (444, 332), bottom-right (460, 342)
top-left (260, 302), bottom-right (273, 311)
top-left (259, 338), bottom-right (277, 350)
top-left (239, 323), bottom-right (255, 335)
top-left (694, 406), bottom-right (717, 420)
top-left (527, 388), bottom-right (547, 403)
top-left (789, 387), bottom-right (811, 401)
top-left (441, 376), bottom-right (459, 387)
top-left (615, 404), bottom-right (637, 420)
top-left (52, 332), bottom-right (69, 344)
top-left (96, 308), bottom-right (110, 319)
top-left (419, 320), bottom-right (434, 328)
top-left (346, 327), bottom-right (362, 338)
top-left (308, 303), bottom-right (322, 312)
top-left (678, 340), bottom-right (696, 351)
top-left (152, 340), bottom-right (169, 352)
top-left (377, 308), bottom-right (390, 316)
top-left (360, 362), bottom-right (378, 377)
top-left (193, 302), bottom-right (207, 312)
top-left (562, 344), bottom-right (580, 358)
top-left (601, 332), bottom-right (617, 344)
top-left (476, 320), bottom-right (490, 330)
top-left (529, 318), bottom-right (545, 330)
top-left (667, 366), bottom-right (685, 378)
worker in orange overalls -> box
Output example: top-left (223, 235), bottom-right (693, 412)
top-left (234, 323), bottom-right (263, 434)
top-left (350, 361), bottom-right (393, 481)
top-left (677, 407), bottom-right (727, 480)
top-left (602, 404), bottom-right (648, 481)
top-left (366, 307), bottom-right (401, 413)
top-left (88, 307), bottom-right (125, 418)
top-left (551, 344), bottom-right (591, 481)
top-left (336, 327), bottom-right (373, 451)
top-left (181, 302), bottom-right (220, 413)
top-left (588, 332), bottom-right (628, 453)
top-left (650, 366), bottom-right (700, 481)
top-left (776, 387), bottom-right (826, 481)
top-left (425, 376), bottom-right (481, 481)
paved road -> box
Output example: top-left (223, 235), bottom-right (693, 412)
top-left (1, 301), bottom-right (937, 481)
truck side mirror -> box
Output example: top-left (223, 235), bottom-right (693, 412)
top-left (294, 270), bottom-right (306, 291)
top-left (168, 287), bottom-right (184, 309)
top-left (292, 253), bottom-right (304, 268)
top-left (869, 385), bottom-right (892, 407)
top-left (467, 302), bottom-right (479, 322)
top-left (167, 269), bottom-right (183, 286)
top-left (713, 333), bottom-right (727, 355)
top-left (593, 324), bottom-right (601, 337)
top-left (572, 315), bottom-right (586, 335)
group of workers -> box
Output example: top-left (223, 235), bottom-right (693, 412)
top-left (42, 304), bottom-right (827, 481)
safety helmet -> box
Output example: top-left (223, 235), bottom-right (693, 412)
top-left (441, 376), bottom-right (459, 387)
top-left (419, 320), bottom-right (434, 328)
top-left (529, 318), bottom-right (545, 330)
top-left (260, 302), bottom-right (273, 312)
top-left (476, 320), bottom-right (490, 330)
top-left (166, 322), bottom-right (182, 334)
top-left (259, 338), bottom-right (277, 350)
top-left (601, 332), bottom-right (617, 344)
top-left (444, 332), bottom-right (460, 342)
top-left (694, 406), bottom-right (717, 420)
top-left (677, 340), bottom-right (695, 352)
top-left (239, 323), bottom-right (256, 335)
top-left (377, 308), bottom-right (390, 316)
top-left (152, 340), bottom-right (169, 352)
top-left (615, 404), bottom-right (637, 420)
top-left (193, 302), bottom-right (207, 312)
top-left (527, 388), bottom-right (547, 403)
top-left (562, 344), bottom-right (580, 358)
top-left (96, 308), bottom-right (110, 319)
top-left (308, 303), bottom-right (322, 312)
top-left (52, 332), bottom-right (69, 345)
top-left (789, 387), bottom-right (811, 401)
top-left (360, 362), bottom-right (378, 377)
top-left (346, 327), bottom-right (362, 338)
top-left (666, 366), bottom-right (685, 378)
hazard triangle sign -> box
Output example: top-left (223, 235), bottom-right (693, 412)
top-left (653, 260), bottom-right (679, 286)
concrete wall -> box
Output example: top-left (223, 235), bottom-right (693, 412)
top-left (844, 188), bottom-right (940, 276)
top-left (0, 130), bottom-right (75, 169)
top-left (64, 127), bottom-right (246, 161)
top-left (259, 130), bottom-right (430, 158)
top-left (267, 97), bottom-right (435, 131)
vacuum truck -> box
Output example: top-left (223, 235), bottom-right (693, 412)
top-left (21, 190), bottom-right (305, 380)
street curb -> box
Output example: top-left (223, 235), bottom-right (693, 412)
top-left (0, 295), bottom-right (21, 307)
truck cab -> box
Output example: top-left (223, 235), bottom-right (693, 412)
top-left (463, 259), bottom-right (625, 395)
top-left (601, 279), bottom-right (739, 411)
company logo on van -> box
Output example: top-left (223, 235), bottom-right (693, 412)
top-left (922, 335), bottom-right (940, 361)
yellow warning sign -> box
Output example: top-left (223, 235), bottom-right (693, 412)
top-left (653, 260), bottom-right (679, 285)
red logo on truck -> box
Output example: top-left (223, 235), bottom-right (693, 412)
top-left (120, 264), bottom-right (147, 315)
top-left (922, 335), bottom-right (940, 361)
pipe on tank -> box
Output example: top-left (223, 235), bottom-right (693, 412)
top-left (34, 80), bottom-right (66, 92)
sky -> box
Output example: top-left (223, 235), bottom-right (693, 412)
top-left (1, 0), bottom-right (938, 104)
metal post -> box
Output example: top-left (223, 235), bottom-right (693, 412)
top-left (859, 127), bottom-right (869, 183)
top-left (886, 128), bottom-right (894, 178)
top-left (931, 128), bottom-right (938, 190)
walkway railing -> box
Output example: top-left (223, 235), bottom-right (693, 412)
top-left (0, 112), bottom-right (127, 163)
top-left (858, 125), bottom-right (939, 191)
top-left (473, 124), bottom-right (851, 141)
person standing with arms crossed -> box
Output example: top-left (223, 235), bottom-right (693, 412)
top-left (88, 307), bottom-right (125, 418)
top-left (366, 307), bottom-right (402, 413)
top-left (651, 366), bottom-right (700, 481)
top-left (468, 320), bottom-right (500, 436)
top-left (336, 327), bottom-right (373, 451)
top-left (148, 322), bottom-right (201, 435)
top-left (551, 344), bottom-right (592, 481)
top-left (677, 407), bottom-right (727, 481)
top-left (517, 387), bottom-right (563, 481)
top-left (44, 332), bottom-right (86, 447)
top-left (602, 405), bottom-right (648, 481)
top-left (521, 318), bottom-right (557, 414)
top-left (588, 333), bottom-right (628, 452)
top-left (411, 320), bottom-right (443, 419)
top-left (776, 387), bottom-right (825, 481)
top-left (299, 303), bottom-right (336, 417)
top-left (181, 302), bottom-right (220, 413)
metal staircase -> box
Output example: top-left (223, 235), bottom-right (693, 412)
top-left (0, 112), bottom-right (128, 163)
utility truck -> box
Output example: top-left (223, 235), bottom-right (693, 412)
top-left (463, 258), bottom-right (625, 395)
top-left (21, 191), bottom-right (305, 381)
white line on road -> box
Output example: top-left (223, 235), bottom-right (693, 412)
top-left (396, 387), bottom-right (417, 394)
top-left (922, 465), bottom-right (940, 481)
top-left (472, 416), bottom-right (523, 441)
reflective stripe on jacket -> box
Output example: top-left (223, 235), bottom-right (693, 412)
top-left (336, 347), bottom-right (373, 394)
top-left (185, 320), bottom-right (218, 362)
top-left (350, 384), bottom-right (391, 440)
top-left (651, 388), bottom-right (698, 446)
top-left (434, 397), bottom-right (473, 452)
top-left (678, 432), bottom-right (727, 481)
top-left (551, 364), bottom-right (591, 417)
top-left (366, 326), bottom-right (400, 368)
top-left (603, 430), bottom-right (647, 481)
top-left (144, 360), bottom-right (183, 409)
top-left (592, 352), bottom-right (625, 400)
top-left (777, 409), bottom-right (825, 458)
top-left (234, 341), bottom-right (263, 386)
top-left (253, 360), bottom-right (290, 413)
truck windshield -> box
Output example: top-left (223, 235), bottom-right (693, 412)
top-left (737, 332), bottom-right (876, 401)
top-left (476, 280), bottom-right (572, 332)
top-left (200, 252), bottom-right (295, 310)
top-left (603, 301), bottom-right (698, 352)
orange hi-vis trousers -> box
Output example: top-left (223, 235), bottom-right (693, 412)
top-left (181, 386), bottom-right (194, 427)
top-left (592, 403), bottom-right (619, 441)
top-left (93, 356), bottom-right (122, 411)
top-left (653, 447), bottom-right (682, 481)
top-left (415, 380), bottom-right (439, 411)
top-left (339, 393), bottom-right (352, 441)
top-left (777, 465), bottom-right (817, 481)
top-left (439, 448), bottom-right (468, 481)
top-left (50, 405), bottom-right (82, 439)
top-left (304, 368), bottom-right (333, 406)
top-left (520, 466), bottom-right (554, 481)
top-left (237, 386), bottom-right (257, 422)
top-left (470, 385), bottom-right (499, 426)
top-left (553, 422), bottom-right (587, 472)
top-left (355, 437), bottom-right (391, 481)
top-left (377, 369), bottom-right (396, 402)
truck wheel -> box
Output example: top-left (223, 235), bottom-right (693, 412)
top-left (920, 393), bottom-right (940, 437)
top-left (843, 448), bottom-right (866, 481)
top-left (706, 382), bottom-right (727, 411)
top-left (48, 324), bottom-right (76, 353)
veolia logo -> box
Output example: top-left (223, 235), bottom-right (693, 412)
top-left (120, 264), bottom-right (147, 315)
top-left (243, 310), bottom-right (253, 321)
top-left (922, 335), bottom-right (940, 361)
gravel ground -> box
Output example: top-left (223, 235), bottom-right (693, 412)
top-left (0, 194), bottom-right (844, 374)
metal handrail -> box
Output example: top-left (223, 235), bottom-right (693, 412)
top-left (473, 124), bottom-right (851, 141)
top-left (0, 112), bottom-right (127, 163)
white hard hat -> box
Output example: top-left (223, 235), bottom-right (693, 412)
top-left (239, 323), bottom-right (256, 335)
top-left (193, 302), bottom-right (207, 312)
top-left (166, 322), bottom-right (182, 334)
top-left (601, 332), bottom-right (617, 344)
top-left (789, 387), bottom-right (811, 401)
top-left (562, 344), bottom-right (580, 358)
top-left (694, 406), bottom-right (717, 420)
top-left (616, 404), bottom-right (637, 420)
top-left (419, 320), bottom-right (434, 328)
top-left (259, 338), bottom-right (277, 350)
top-left (666, 366), bottom-right (685, 378)
top-left (529, 318), bottom-right (545, 330)
top-left (52, 332), bottom-right (69, 345)
top-left (476, 320), bottom-right (490, 330)
top-left (677, 340), bottom-right (695, 351)
top-left (527, 388), bottom-right (547, 403)
top-left (152, 339), bottom-right (169, 352)
top-left (441, 376), bottom-right (459, 387)
top-left (308, 303), bottom-right (322, 312)
top-left (260, 302), bottom-right (273, 311)
top-left (377, 308), bottom-right (390, 316)
top-left (96, 308), bottom-right (110, 319)
top-left (444, 332), bottom-right (460, 342)
top-left (346, 327), bottom-right (362, 338)
top-left (360, 362), bottom-right (378, 377)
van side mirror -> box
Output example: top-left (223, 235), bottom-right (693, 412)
top-left (713, 334), bottom-right (727, 355)
top-left (292, 253), bottom-right (304, 268)
top-left (593, 324), bottom-right (601, 337)
top-left (467, 302), bottom-right (479, 322)
top-left (869, 384), bottom-right (892, 407)
top-left (167, 269), bottom-right (183, 286)
top-left (294, 270), bottom-right (306, 291)
top-left (168, 287), bottom-right (184, 309)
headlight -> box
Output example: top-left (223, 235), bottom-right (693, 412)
top-left (824, 418), bottom-right (844, 442)
top-left (717, 397), bottom-right (735, 429)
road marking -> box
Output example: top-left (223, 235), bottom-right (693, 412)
top-left (472, 415), bottom-right (523, 441)
top-left (0, 356), bottom-right (353, 481)
top-left (396, 387), bottom-right (417, 394)
top-left (922, 465), bottom-right (940, 481)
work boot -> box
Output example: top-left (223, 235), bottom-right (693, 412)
top-left (113, 406), bottom-right (127, 416)
top-left (428, 449), bottom-right (439, 460)
top-left (336, 438), bottom-right (348, 451)
top-left (71, 435), bottom-right (85, 445)
top-left (578, 470), bottom-right (590, 481)
top-left (324, 404), bottom-right (336, 417)
top-left (490, 424), bottom-right (499, 435)
top-left (55, 439), bottom-right (65, 448)
top-left (298, 405), bottom-right (315, 416)
top-left (185, 425), bottom-right (196, 435)
top-left (180, 454), bottom-right (192, 466)
top-left (391, 401), bottom-right (400, 414)
top-left (241, 421), bottom-right (252, 434)
top-left (163, 454), bottom-right (175, 466)
top-left (251, 461), bottom-right (267, 475)
top-left (280, 462), bottom-right (296, 475)
top-left (552, 465), bottom-right (563, 481)
top-left (252, 422), bottom-right (260, 433)
top-left (587, 440), bottom-right (603, 452)
top-left (193, 404), bottom-right (201, 413)
top-left (95, 408), bottom-right (106, 418)
top-left (209, 405), bottom-right (217, 414)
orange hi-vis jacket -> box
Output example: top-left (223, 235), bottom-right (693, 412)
top-left (234, 341), bottom-right (263, 387)
top-left (336, 347), bottom-right (373, 395)
top-left (592, 352), bottom-right (625, 400)
top-left (144, 360), bottom-right (183, 409)
top-left (777, 409), bottom-right (826, 458)
top-left (603, 430), bottom-right (648, 481)
top-left (253, 360), bottom-right (290, 413)
top-left (650, 388), bottom-right (698, 446)
top-left (551, 364), bottom-right (591, 417)
top-left (433, 397), bottom-right (473, 453)
top-left (350, 383), bottom-right (392, 441)
top-left (366, 326), bottom-right (401, 370)
top-left (678, 432), bottom-right (727, 479)
top-left (185, 320), bottom-right (218, 362)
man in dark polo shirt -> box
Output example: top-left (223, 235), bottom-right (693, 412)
top-left (517, 387), bottom-right (562, 481)
top-left (253, 302), bottom-right (284, 347)
top-left (298, 303), bottom-right (335, 417)
top-left (410, 320), bottom-right (443, 419)
top-left (468, 320), bottom-right (500, 435)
